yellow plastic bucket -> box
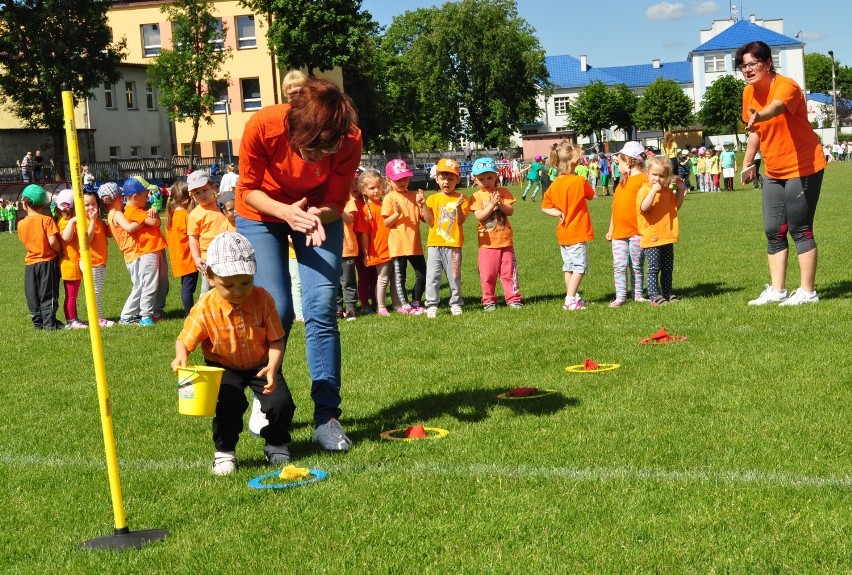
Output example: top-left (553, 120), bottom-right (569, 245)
top-left (177, 365), bottom-right (224, 417)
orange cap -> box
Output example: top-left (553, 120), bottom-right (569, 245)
top-left (435, 158), bottom-right (460, 176)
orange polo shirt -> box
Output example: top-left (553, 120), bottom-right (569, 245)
top-left (742, 73), bottom-right (825, 179)
top-left (187, 203), bottom-right (226, 258)
top-left (177, 286), bottom-right (285, 371)
top-left (108, 209), bottom-right (140, 265)
top-left (381, 190), bottom-right (424, 257)
top-left (124, 204), bottom-right (167, 255)
top-left (57, 216), bottom-right (82, 281)
top-left (166, 208), bottom-right (196, 278)
top-left (18, 213), bottom-right (59, 265)
top-left (636, 183), bottom-right (679, 249)
top-left (611, 172), bottom-right (647, 240)
top-left (355, 199), bottom-right (391, 266)
top-left (541, 174), bottom-right (595, 245)
top-left (235, 103), bottom-right (363, 220)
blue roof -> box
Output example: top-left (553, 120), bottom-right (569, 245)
top-left (693, 20), bottom-right (801, 52)
top-left (546, 55), bottom-right (692, 90)
top-left (808, 92), bottom-right (851, 106)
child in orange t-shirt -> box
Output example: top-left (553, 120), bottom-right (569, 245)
top-left (338, 174), bottom-right (365, 320)
top-left (469, 157), bottom-right (522, 311)
top-left (381, 159), bottom-right (426, 315)
top-left (355, 169), bottom-right (393, 316)
top-left (83, 192), bottom-right (115, 327)
top-left (606, 142), bottom-right (648, 307)
top-left (166, 181), bottom-right (198, 316)
top-left (637, 156), bottom-right (687, 306)
top-left (187, 170), bottom-right (226, 295)
top-left (121, 177), bottom-right (169, 326)
top-left (55, 189), bottom-right (87, 329)
top-left (18, 184), bottom-right (63, 330)
top-left (541, 142), bottom-right (596, 311)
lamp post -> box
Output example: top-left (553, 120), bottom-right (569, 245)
top-left (828, 50), bottom-right (839, 146)
top-left (224, 98), bottom-right (233, 165)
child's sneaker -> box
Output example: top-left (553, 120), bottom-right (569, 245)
top-left (118, 317), bottom-right (139, 326)
top-left (748, 285), bottom-right (788, 305)
top-left (99, 318), bottom-right (115, 328)
top-left (778, 288), bottom-right (818, 306)
top-left (360, 306), bottom-right (375, 315)
top-left (343, 310), bottom-right (357, 321)
top-left (483, 303), bottom-right (497, 312)
top-left (138, 317), bottom-right (155, 327)
top-left (264, 444), bottom-right (291, 466)
top-left (609, 299), bottom-right (626, 308)
top-left (633, 295), bottom-right (648, 303)
top-left (212, 451), bottom-right (236, 476)
top-left (508, 302), bottom-right (523, 309)
top-left (377, 308), bottom-right (390, 317)
top-left (563, 296), bottom-right (586, 311)
top-left (312, 419), bottom-right (351, 452)
top-left (450, 305), bottom-right (463, 316)
top-left (248, 398), bottom-right (268, 436)
top-left (426, 306), bottom-right (438, 318)
top-left (649, 296), bottom-right (668, 307)
top-left (65, 319), bottom-right (88, 329)
top-left (396, 304), bottom-right (413, 315)
top-left (409, 306), bottom-right (426, 316)
top-left (294, 313), bottom-right (305, 322)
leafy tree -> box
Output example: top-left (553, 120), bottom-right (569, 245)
top-left (566, 82), bottom-right (639, 142)
top-left (608, 83), bottom-right (640, 137)
top-left (240, 0), bottom-right (374, 76)
top-left (0, 0), bottom-right (125, 178)
top-left (698, 74), bottom-right (745, 139)
top-left (381, 0), bottom-right (549, 149)
top-left (341, 22), bottom-right (389, 151)
top-left (804, 53), bottom-right (836, 94)
top-left (633, 77), bottom-right (694, 132)
top-left (147, 0), bottom-right (231, 169)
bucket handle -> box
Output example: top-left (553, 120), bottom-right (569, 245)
top-left (177, 369), bottom-right (200, 389)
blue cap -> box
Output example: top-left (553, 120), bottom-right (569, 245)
top-left (472, 157), bottom-right (497, 176)
top-left (121, 177), bottom-right (147, 197)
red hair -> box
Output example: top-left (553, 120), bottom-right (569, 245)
top-left (286, 77), bottom-right (358, 151)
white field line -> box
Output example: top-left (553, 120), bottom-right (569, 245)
top-left (3, 454), bottom-right (851, 489)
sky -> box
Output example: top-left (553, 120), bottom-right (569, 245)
top-left (361, 0), bottom-right (851, 68)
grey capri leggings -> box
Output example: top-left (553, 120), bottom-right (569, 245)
top-left (762, 170), bottom-right (823, 255)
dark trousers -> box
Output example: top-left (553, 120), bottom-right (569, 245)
top-left (209, 361), bottom-right (296, 452)
top-left (392, 254), bottom-right (427, 305)
top-left (338, 256), bottom-right (358, 312)
top-left (180, 272), bottom-right (199, 316)
top-left (355, 256), bottom-right (376, 309)
top-left (24, 260), bottom-right (62, 329)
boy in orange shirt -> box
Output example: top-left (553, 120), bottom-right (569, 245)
top-left (541, 142), bottom-right (596, 311)
top-left (18, 184), bottom-right (63, 330)
top-left (338, 176), bottom-right (364, 320)
top-left (469, 157), bottom-right (522, 311)
top-left (187, 170), bottom-right (226, 295)
top-left (121, 177), bottom-right (169, 326)
top-left (422, 158), bottom-right (469, 318)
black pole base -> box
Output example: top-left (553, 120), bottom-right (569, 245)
top-left (80, 527), bottom-right (170, 551)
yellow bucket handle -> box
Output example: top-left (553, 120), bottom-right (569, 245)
top-left (177, 369), bottom-right (200, 388)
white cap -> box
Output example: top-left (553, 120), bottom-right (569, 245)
top-left (617, 141), bottom-right (646, 161)
top-left (187, 170), bottom-right (210, 192)
top-left (205, 232), bottom-right (257, 277)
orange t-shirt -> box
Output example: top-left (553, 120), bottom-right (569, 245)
top-left (354, 200), bottom-right (390, 266)
top-left (611, 172), bottom-right (647, 240)
top-left (425, 191), bottom-right (469, 248)
top-left (57, 216), bottom-right (82, 281)
top-left (124, 204), bottom-right (167, 255)
top-left (89, 218), bottom-right (110, 268)
top-left (636, 183), bottom-right (679, 249)
top-left (342, 196), bottom-right (362, 258)
top-left (235, 104), bottom-right (363, 221)
top-left (18, 213), bottom-right (59, 265)
top-left (381, 190), bottom-right (424, 257)
top-left (742, 73), bottom-right (826, 179)
top-left (220, 219), bottom-right (236, 233)
top-left (469, 188), bottom-right (515, 248)
top-left (541, 174), bottom-right (595, 245)
top-left (166, 208), bottom-right (196, 278)
top-left (108, 209), bottom-right (139, 265)
top-left (187, 203), bottom-right (226, 258)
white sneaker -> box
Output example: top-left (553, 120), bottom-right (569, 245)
top-left (778, 288), bottom-right (819, 306)
top-left (248, 398), bottom-right (268, 436)
top-left (212, 451), bottom-right (236, 475)
top-left (426, 306), bottom-right (438, 319)
top-left (748, 285), bottom-right (788, 305)
top-left (450, 305), bottom-right (463, 316)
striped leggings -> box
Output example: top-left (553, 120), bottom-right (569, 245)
top-left (612, 235), bottom-right (644, 301)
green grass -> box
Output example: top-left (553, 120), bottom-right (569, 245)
top-left (1, 164), bottom-right (851, 574)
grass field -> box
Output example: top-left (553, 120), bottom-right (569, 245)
top-left (1, 163), bottom-right (850, 574)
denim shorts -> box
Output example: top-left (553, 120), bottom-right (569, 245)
top-left (560, 242), bottom-right (588, 273)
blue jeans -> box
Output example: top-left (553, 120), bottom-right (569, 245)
top-left (236, 215), bottom-right (343, 426)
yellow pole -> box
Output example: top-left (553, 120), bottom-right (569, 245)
top-left (61, 87), bottom-right (128, 532)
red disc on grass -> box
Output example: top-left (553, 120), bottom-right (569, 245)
top-left (508, 387), bottom-right (538, 397)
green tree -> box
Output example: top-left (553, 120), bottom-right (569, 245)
top-left (381, 0), bottom-right (549, 149)
top-left (147, 0), bottom-right (232, 169)
top-left (565, 82), bottom-right (639, 143)
top-left (698, 74), bottom-right (745, 139)
top-left (608, 83), bottom-right (640, 137)
top-left (633, 77), bottom-right (694, 132)
top-left (240, 0), bottom-right (374, 76)
top-left (341, 23), bottom-right (389, 151)
top-left (0, 0), bottom-right (125, 178)
top-left (804, 53), bottom-right (835, 94)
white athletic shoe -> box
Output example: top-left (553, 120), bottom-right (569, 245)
top-left (426, 306), bottom-right (438, 319)
top-left (248, 398), bottom-right (268, 436)
top-left (212, 451), bottom-right (236, 476)
top-left (778, 288), bottom-right (819, 306)
top-left (450, 305), bottom-right (463, 316)
top-left (748, 285), bottom-right (788, 305)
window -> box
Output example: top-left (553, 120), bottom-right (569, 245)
top-left (130, 146), bottom-right (141, 158)
top-left (181, 143), bottom-right (201, 156)
top-left (150, 146), bottom-right (161, 157)
top-left (141, 24), bottom-right (161, 57)
top-left (241, 78), bottom-right (261, 111)
top-left (555, 126), bottom-right (570, 132)
top-left (209, 18), bottom-right (225, 51)
top-left (146, 83), bottom-right (157, 110)
top-left (236, 15), bottom-right (256, 49)
top-left (553, 96), bottom-right (569, 115)
top-left (125, 81), bottom-right (137, 109)
top-left (109, 146), bottom-right (121, 159)
top-left (104, 83), bottom-right (116, 109)
top-left (771, 51), bottom-right (781, 70)
top-left (705, 55), bottom-right (726, 73)
top-left (210, 80), bottom-right (229, 113)
top-left (521, 128), bottom-right (539, 135)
